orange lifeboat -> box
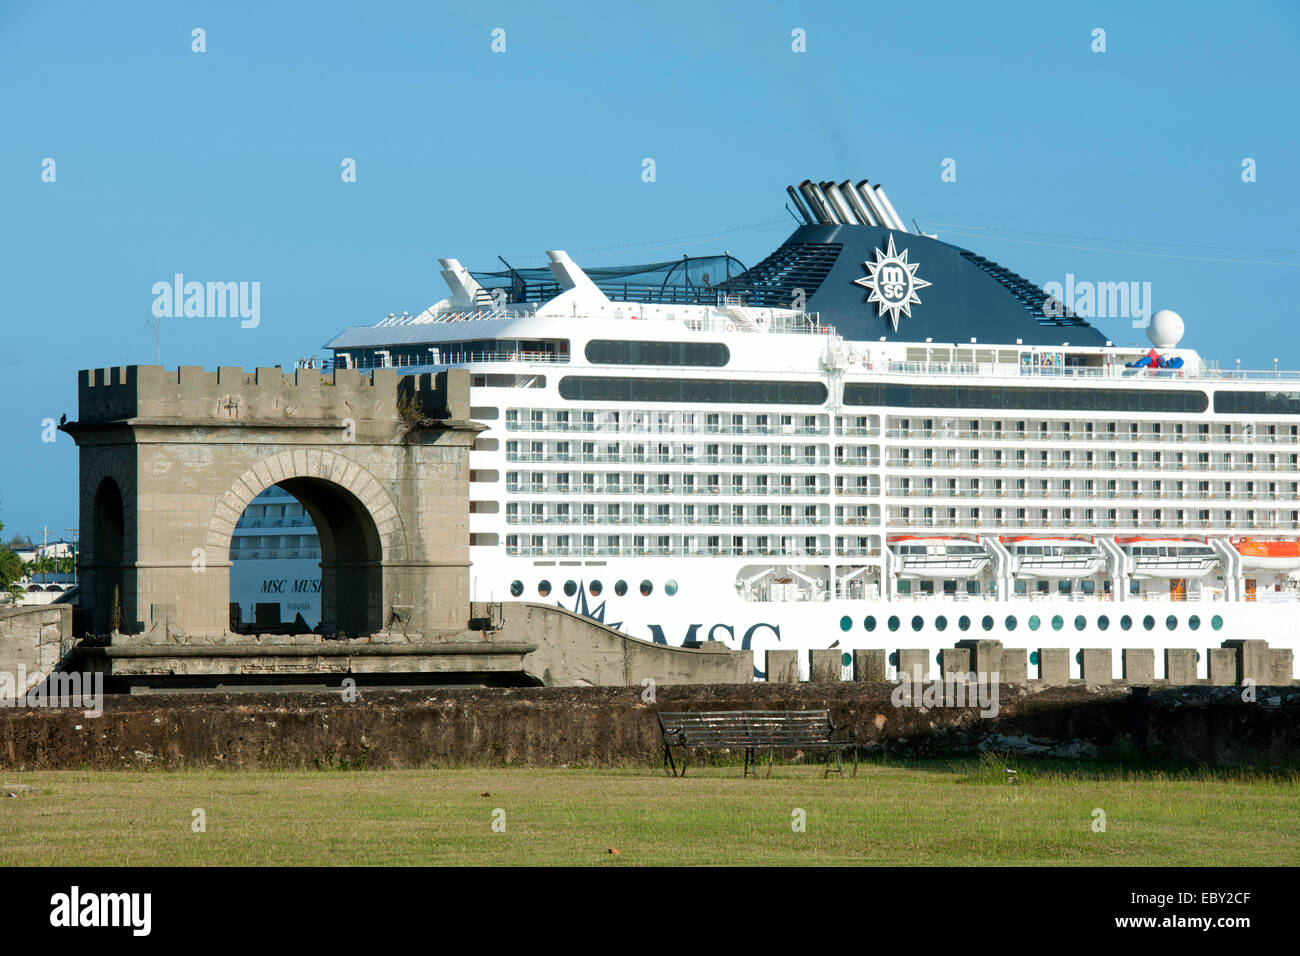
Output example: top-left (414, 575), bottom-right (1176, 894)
top-left (1231, 538), bottom-right (1300, 572)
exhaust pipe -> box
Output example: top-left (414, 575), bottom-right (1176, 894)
top-left (821, 182), bottom-right (860, 224)
top-left (839, 179), bottom-right (879, 226)
top-left (798, 180), bottom-right (834, 224)
top-left (786, 185), bottom-right (815, 225)
top-left (873, 184), bottom-right (908, 232)
top-left (855, 180), bottom-right (891, 228)
top-left (809, 181), bottom-right (841, 223)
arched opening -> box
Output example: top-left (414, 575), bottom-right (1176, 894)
top-left (227, 478), bottom-right (383, 637)
top-left (91, 477), bottom-right (124, 633)
top-left (228, 486), bottom-right (322, 634)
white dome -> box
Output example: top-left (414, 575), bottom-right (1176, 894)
top-left (1148, 309), bottom-right (1184, 349)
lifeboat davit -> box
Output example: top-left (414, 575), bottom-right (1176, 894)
top-left (887, 536), bottom-right (990, 579)
top-left (1000, 535), bottom-right (1105, 579)
top-left (1117, 537), bottom-right (1219, 579)
top-left (1231, 538), bottom-right (1300, 572)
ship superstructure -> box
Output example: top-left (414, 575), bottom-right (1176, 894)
top-left (239, 178), bottom-right (1300, 678)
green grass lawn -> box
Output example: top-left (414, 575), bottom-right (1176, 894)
top-left (1, 758), bottom-right (1295, 866)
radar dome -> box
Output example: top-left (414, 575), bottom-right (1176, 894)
top-left (1148, 309), bottom-right (1184, 349)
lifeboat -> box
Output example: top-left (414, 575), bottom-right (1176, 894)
top-left (1000, 535), bottom-right (1105, 578)
top-left (1117, 537), bottom-right (1219, 579)
top-left (887, 536), bottom-right (990, 579)
top-left (1231, 538), bottom-right (1300, 572)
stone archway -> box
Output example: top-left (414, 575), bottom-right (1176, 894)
top-left (65, 364), bottom-right (480, 640)
top-left (207, 451), bottom-right (405, 638)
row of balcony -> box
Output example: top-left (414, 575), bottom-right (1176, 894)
top-left (504, 515), bottom-right (836, 527)
top-left (885, 458), bottom-right (1295, 472)
top-left (886, 488), bottom-right (1298, 502)
top-left (504, 421), bottom-right (829, 436)
top-left (504, 483), bottom-right (828, 497)
top-left (882, 428), bottom-right (1297, 445)
top-left (503, 452), bottom-right (838, 467)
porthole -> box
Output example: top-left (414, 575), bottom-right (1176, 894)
top-left (911, 615), bottom-right (924, 632)
top-left (888, 615), bottom-right (900, 632)
top-left (1051, 615), bottom-right (1064, 631)
top-left (509, 580), bottom-right (523, 597)
top-left (665, 580), bottom-right (678, 596)
top-left (1005, 615), bottom-right (1017, 631)
top-left (839, 615), bottom-right (852, 632)
top-left (1143, 615), bottom-right (1155, 631)
top-left (1028, 615), bottom-right (1041, 632)
top-left (1098, 615), bottom-right (1110, 631)
top-left (888, 651), bottom-right (898, 667)
top-left (1166, 615), bottom-right (1177, 631)
top-left (864, 615), bottom-right (877, 632)
top-left (1189, 614), bottom-right (1201, 631)
top-left (935, 615), bottom-right (948, 632)
top-left (959, 615), bottom-right (971, 631)
top-left (1074, 615), bottom-right (1086, 631)
top-left (981, 615), bottom-right (994, 632)
top-left (589, 580), bottom-right (602, 597)
top-left (563, 580), bottom-right (577, 597)
top-left (1120, 615), bottom-right (1132, 631)
top-left (1211, 615), bottom-right (1223, 631)
top-left (640, 579), bottom-right (653, 596)
top-left (1029, 650), bottom-right (1040, 666)
top-left (537, 580), bottom-right (552, 597)
top-left (614, 580), bottom-right (628, 596)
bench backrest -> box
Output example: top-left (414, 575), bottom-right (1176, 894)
top-left (658, 710), bottom-right (835, 746)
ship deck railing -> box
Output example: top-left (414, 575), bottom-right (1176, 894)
top-left (884, 429), bottom-right (1298, 444)
top-left (503, 422), bottom-right (828, 436)
top-left (880, 360), bottom-right (1300, 382)
top-left (504, 453), bottom-right (834, 466)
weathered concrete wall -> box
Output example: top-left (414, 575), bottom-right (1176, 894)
top-left (499, 603), bottom-right (752, 687)
top-left (0, 682), bottom-right (1295, 771)
top-left (814, 641), bottom-right (1297, 687)
top-left (0, 605), bottom-right (73, 693)
top-left (64, 365), bottom-right (479, 640)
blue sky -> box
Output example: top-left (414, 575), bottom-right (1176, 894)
top-left (1, 0), bottom-right (1297, 539)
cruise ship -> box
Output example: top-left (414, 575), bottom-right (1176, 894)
top-left (242, 178), bottom-right (1300, 677)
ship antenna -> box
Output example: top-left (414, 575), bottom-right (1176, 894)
top-left (784, 202), bottom-right (803, 223)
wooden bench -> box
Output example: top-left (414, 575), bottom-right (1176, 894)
top-left (657, 709), bottom-right (858, 778)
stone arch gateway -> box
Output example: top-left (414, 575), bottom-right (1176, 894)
top-left (63, 365), bottom-right (481, 639)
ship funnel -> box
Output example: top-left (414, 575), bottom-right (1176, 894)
top-left (839, 179), bottom-right (879, 226)
top-left (786, 185), bottom-right (815, 225)
top-left (872, 184), bottom-right (908, 232)
top-left (821, 182), bottom-right (860, 224)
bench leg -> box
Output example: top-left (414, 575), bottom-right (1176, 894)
top-left (825, 748), bottom-right (843, 779)
top-left (743, 747), bottom-right (752, 778)
top-left (679, 747), bottom-right (688, 778)
top-left (852, 745), bottom-right (858, 779)
top-left (663, 744), bottom-right (676, 777)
